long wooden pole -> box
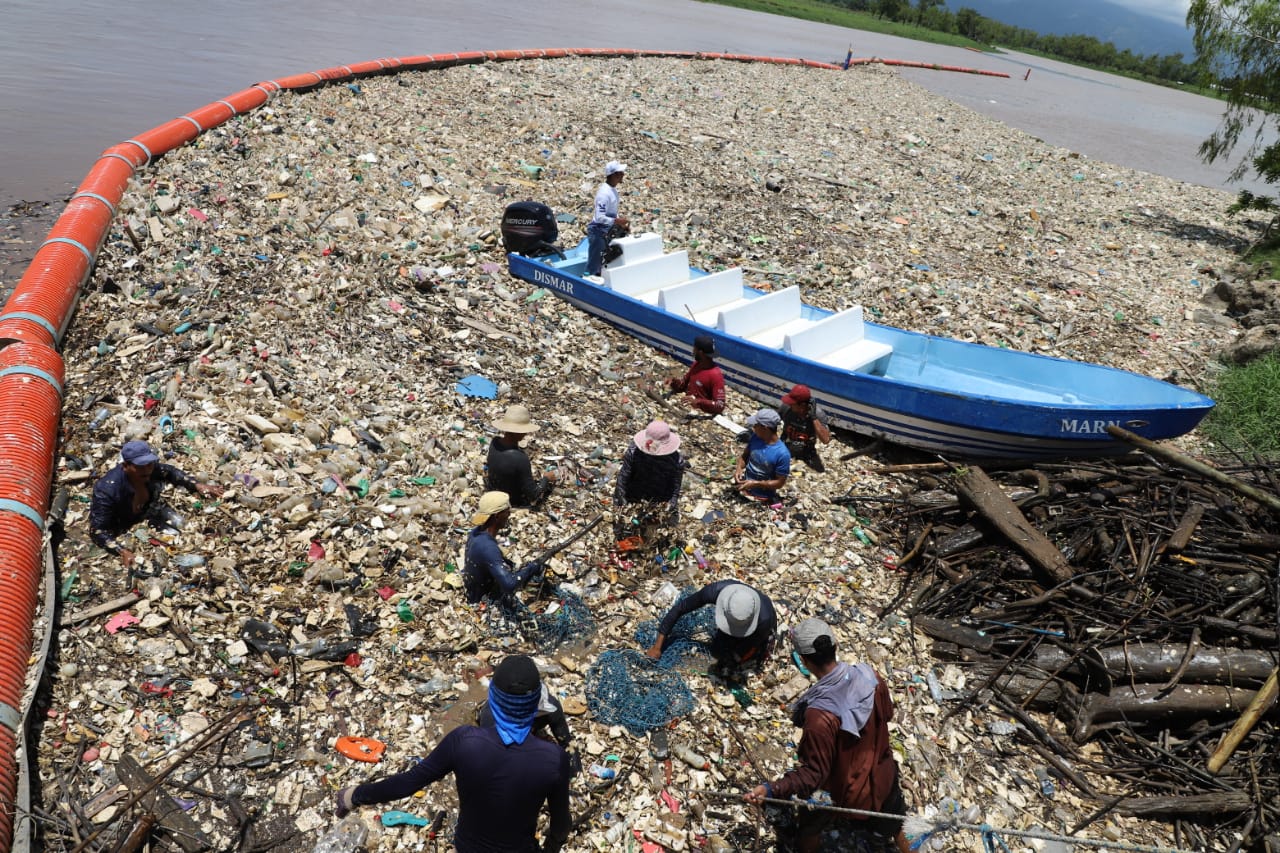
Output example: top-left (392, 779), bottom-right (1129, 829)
top-left (1207, 666), bottom-right (1280, 775)
top-left (1106, 426), bottom-right (1280, 516)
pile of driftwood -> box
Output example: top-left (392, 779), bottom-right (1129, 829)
top-left (871, 429), bottom-right (1279, 853)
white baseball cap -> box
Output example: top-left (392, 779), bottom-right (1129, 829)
top-left (604, 161), bottom-right (628, 176)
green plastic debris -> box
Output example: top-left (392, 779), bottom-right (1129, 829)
top-left (526, 288), bottom-right (548, 302)
top-left (412, 476), bottom-right (436, 486)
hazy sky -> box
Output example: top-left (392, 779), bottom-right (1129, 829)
top-left (1111, 0), bottom-right (1191, 25)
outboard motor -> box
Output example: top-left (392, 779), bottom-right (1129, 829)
top-left (500, 201), bottom-right (563, 258)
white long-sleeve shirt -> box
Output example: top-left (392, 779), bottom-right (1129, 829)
top-left (590, 182), bottom-right (619, 228)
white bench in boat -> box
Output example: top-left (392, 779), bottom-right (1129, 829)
top-left (783, 306), bottom-right (893, 373)
top-left (607, 233), bottom-right (664, 268)
top-left (658, 268), bottom-right (746, 321)
top-left (717, 286), bottom-right (805, 343)
top-left (604, 251), bottom-right (690, 300)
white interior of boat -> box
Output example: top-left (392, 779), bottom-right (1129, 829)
top-left (602, 233), bottom-right (893, 373)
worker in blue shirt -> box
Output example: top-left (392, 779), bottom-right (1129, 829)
top-left (89, 440), bottom-right (223, 566)
top-left (734, 409), bottom-right (792, 504)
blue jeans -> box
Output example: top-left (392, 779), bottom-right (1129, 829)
top-left (585, 223), bottom-right (610, 276)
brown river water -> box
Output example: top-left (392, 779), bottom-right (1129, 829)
top-left (0, 0), bottom-right (1270, 290)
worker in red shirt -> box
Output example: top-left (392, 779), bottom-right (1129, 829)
top-left (666, 334), bottom-right (725, 415)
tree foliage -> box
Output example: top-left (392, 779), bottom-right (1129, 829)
top-left (1188, 0), bottom-right (1280, 221)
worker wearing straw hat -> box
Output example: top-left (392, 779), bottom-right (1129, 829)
top-left (486, 404), bottom-right (557, 508)
top-left (463, 491), bottom-right (545, 605)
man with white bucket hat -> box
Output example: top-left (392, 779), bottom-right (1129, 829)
top-left (645, 580), bottom-right (776, 679)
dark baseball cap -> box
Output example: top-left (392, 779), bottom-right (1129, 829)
top-left (121, 440), bottom-right (159, 466)
top-left (693, 334), bottom-right (715, 355)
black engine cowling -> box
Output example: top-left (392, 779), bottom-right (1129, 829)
top-left (500, 201), bottom-right (562, 257)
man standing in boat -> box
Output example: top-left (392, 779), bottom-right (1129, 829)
top-left (777, 384), bottom-right (831, 472)
top-left (585, 160), bottom-right (629, 279)
top-left (666, 334), bottom-right (726, 415)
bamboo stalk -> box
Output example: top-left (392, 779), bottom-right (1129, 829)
top-left (1207, 666), bottom-right (1280, 775)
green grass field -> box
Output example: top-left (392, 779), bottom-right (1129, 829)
top-left (694, 0), bottom-right (988, 51)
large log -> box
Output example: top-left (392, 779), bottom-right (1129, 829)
top-left (1073, 683), bottom-right (1269, 743)
top-left (953, 467), bottom-right (1073, 584)
top-left (914, 616), bottom-right (995, 653)
top-left (1113, 792), bottom-right (1253, 818)
top-left (1032, 644), bottom-right (1279, 687)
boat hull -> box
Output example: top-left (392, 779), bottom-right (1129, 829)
top-left (507, 245), bottom-right (1213, 460)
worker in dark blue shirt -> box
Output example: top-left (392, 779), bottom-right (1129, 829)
top-left (336, 655), bottom-right (571, 853)
top-left (645, 580), bottom-right (777, 678)
top-left (463, 491), bottom-right (545, 605)
top-left (89, 440), bottom-right (223, 567)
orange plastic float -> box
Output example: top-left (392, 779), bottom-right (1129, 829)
top-left (336, 736), bottom-right (386, 763)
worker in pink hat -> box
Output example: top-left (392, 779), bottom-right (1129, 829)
top-left (613, 420), bottom-right (687, 541)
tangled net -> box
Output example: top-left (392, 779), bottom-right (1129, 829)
top-left (581, 588), bottom-right (715, 734)
top-left (585, 649), bottom-right (696, 734)
top-left (633, 587), bottom-right (716, 669)
top-left (481, 586), bottom-right (595, 652)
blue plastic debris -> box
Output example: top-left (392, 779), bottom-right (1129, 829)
top-left (381, 810), bottom-right (429, 827)
top-left (455, 374), bottom-right (498, 399)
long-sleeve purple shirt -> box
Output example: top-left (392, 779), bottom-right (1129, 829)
top-left (350, 725), bottom-right (571, 853)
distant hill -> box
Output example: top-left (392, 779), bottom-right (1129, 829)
top-left (946, 0), bottom-right (1196, 58)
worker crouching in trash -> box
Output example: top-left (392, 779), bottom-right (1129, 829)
top-left (745, 618), bottom-right (911, 853)
top-left (613, 420), bottom-right (686, 545)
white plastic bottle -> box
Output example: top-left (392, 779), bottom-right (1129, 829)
top-left (312, 815), bottom-right (368, 853)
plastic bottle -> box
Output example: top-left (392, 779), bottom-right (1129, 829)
top-left (589, 763), bottom-right (617, 781)
top-left (672, 744), bottom-right (709, 770)
top-left (174, 554), bottom-right (207, 568)
top-left (291, 638), bottom-right (361, 662)
top-left (1034, 767), bottom-right (1055, 798)
top-left (312, 815), bottom-right (368, 853)
top-left (88, 408), bottom-right (110, 431)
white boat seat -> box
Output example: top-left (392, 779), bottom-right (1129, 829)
top-left (658, 268), bottom-right (744, 319)
top-left (717, 286), bottom-right (802, 339)
top-left (604, 251), bottom-right (690, 298)
top-left (607, 232), bottom-right (664, 268)
top-left (784, 306), bottom-right (893, 373)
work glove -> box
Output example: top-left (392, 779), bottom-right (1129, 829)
top-left (523, 560), bottom-right (546, 587)
top-left (335, 786), bottom-right (357, 817)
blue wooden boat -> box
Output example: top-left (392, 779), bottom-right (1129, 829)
top-left (503, 228), bottom-right (1214, 459)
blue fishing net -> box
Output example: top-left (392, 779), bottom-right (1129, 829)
top-left (481, 586), bottom-right (595, 652)
top-left (633, 588), bottom-right (716, 669)
top-left (584, 649), bottom-right (695, 735)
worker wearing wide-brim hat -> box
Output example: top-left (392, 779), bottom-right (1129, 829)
top-left (462, 491), bottom-right (545, 605)
top-left (645, 581), bottom-right (777, 680)
top-left (486, 404), bottom-right (557, 508)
